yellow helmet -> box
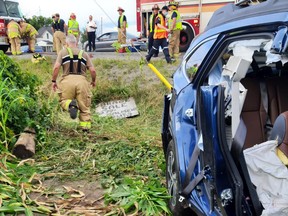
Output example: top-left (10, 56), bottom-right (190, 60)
top-left (168, 1), bottom-right (178, 7)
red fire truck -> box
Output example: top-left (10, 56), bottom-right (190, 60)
top-left (0, 0), bottom-right (23, 53)
top-left (136, 0), bottom-right (235, 52)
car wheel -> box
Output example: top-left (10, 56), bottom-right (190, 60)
top-left (166, 140), bottom-right (194, 216)
top-left (0, 45), bottom-right (9, 53)
top-left (84, 44), bottom-right (89, 52)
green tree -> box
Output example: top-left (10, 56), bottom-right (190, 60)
top-left (80, 28), bottom-right (88, 44)
top-left (24, 15), bottom-right (53, 30)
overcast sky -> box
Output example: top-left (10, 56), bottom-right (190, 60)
top-left (18, 0), bottom-right (137, 35)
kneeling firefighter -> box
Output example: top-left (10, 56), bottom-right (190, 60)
top-left (52, 34), bottom-right (96, 131)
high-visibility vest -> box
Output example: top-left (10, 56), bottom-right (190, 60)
top-left (68, 19), bottom-right (79, 36)
top-left (7, 21), bottom-right (20, 38)
top-left (149, 14), bottom-right (155, 32)
top-left (153, 14), bottom-right (166, 39)
top-left (169, 10), bottom-right (182, 30)
top-left (65, 47), bottom-right (85, 74)
top-left (119, 15), bottom-right (128, 28)
top-left (22, 23), bottom-right (38, 37)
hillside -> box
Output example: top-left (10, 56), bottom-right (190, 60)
top-left (0, 53), bottom-right (178, 215)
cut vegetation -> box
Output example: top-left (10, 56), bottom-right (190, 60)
top-left (0, 52), bottom-right (178, 215)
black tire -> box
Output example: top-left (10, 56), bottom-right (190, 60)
top-left (179, 24), bottom-right (194, 53)
top-left (0, 45), bottom-right (9, 53)
top-left (166, 140), bottom-right (194, 216)
top-left (84, 44), bottom-right (89, 52)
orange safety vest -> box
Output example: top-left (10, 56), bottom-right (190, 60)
top-left (153, 14), bottom-right (166, 39)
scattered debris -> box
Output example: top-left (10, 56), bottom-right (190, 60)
top-left (96, 97), bottom-right (139, 119)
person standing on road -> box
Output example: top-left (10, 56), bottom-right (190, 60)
top-left (168, 1), bottom-right (182, 60)
top-left (86, 15), bottom-right (97, 52)
top-left (52, 34), bottom-right (96, 132)
top-left (117, 7), bottom-right (127, 44)
top-left (19, 20), bottom-right (38, 53)
top-left (51, 13), bottom-right (67, 54)
top-left (146, 6), bottom-right (172, 64)
top-left (7, 19), bottom-right (21, 55)
top-left (147, 4), bottom-right (160, 57)
top-left (68, 13), bottom-right (80, 43)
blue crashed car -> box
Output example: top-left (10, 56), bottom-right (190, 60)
top-left (162, 0), bottom-right (288, 215)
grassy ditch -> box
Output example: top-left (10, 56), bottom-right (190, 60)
top-left (0, 55), bottom-right (176, 215)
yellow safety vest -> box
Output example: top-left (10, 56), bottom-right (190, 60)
top-left (149, 14), bottom-right (154, 32)
top-left (169, 10), bottom-right (182, 30)
top-left (154, 14), bottom-right (166, 39)
top-left (66, 47), bottom-right (85, 74)
top-left (68, 20), bottom-right (79, 36)
top-left (7, 21), bottom-right (20, 38)
top-left (119, 15), bottom-right (128, 28)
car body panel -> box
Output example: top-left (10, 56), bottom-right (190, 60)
top-left (21, 45), bottom-right (43, 53)
top-left (163, 1), bottom-right (288, 215)
top-left (83, 31), bottom-right (147, 52)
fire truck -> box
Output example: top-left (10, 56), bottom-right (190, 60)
top-left (0, 0), bottom-right (23, 53)
top-left (136, 0), bottom-right (238, 52)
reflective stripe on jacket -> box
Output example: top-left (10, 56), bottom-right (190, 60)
top-left (68, 20), bottom-right (79, 36)
top-left (169, 10), bottom-right (182, 30)
top-left (153, 14), bottom-right (166, 39)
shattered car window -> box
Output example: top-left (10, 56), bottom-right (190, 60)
top-left (185, 39), bottom-right (215, 80)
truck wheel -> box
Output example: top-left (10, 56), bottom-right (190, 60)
top-left (166, 140), bottom-right (194, 216)
top-left (179, 24), bottom-right (194, 53)
top-left (0, 46), bottom-right (9, 53)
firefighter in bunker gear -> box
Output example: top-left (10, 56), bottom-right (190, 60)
top-left (168, 1), bottom-right (182, 59)
top-left (68, 13), bottom-right (80, 43)
top-left (52, 34), bottom-right (96, 131)
top-left (7, 19), bottom-right (21, 55)
top-left (19, 20), bottom-right (38, 53)
top-left (146, 6), bottom-right (172, 64)
top-left (117, 7), bottom-right (127, 44)
top-left (51, 13), bottom-right (67, 54)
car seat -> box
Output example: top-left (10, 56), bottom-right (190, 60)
top-left (269, 111), bottom-right (288, 165)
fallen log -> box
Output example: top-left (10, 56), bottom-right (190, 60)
top-left (13, 128), bottom-right (36, 159)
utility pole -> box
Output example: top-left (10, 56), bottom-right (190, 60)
top-left (101, 17), bottom-right (103, 35)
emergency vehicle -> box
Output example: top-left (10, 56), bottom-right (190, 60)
top-left (0, 0), bottom-right (23, 53)
top-left (136, 0), bottom-right (240, 52)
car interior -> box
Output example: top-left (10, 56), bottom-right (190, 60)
top-left (204, 37), bottom-right (288, 214)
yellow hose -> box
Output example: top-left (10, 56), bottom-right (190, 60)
top-left (148, 63), bottom-right (173, 91)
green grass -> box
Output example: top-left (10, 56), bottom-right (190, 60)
top-left (1, 57), bottom-right (173, 215)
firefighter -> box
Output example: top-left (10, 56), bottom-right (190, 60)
top-left (19, 20), bottom-right (38, 53)
top-left (147, 4), bottom-right (160, 57)
top-left (146, 6), bottom-right (172, 64)
top-left (51, 13), bottom-right (67, 54)
top-left (7, 19), bottom-right (21, 55)
top-left (68, 13), bottom-right (80, 43)
top-left (52, 34), bottom-right (96, 132)
top-left (117, 7), bottom-right (127, 44)
top-left (168, 1), bottom-right (182, 59)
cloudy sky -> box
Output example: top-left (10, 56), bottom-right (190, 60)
top-left (18, 0), bottom-right (137, 35)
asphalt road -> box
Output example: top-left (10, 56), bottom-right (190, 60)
top-left (9, 51), bottom-right (150, 61)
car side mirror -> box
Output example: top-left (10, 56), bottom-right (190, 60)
top-left (270, 26), bottom-right (288, 54)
